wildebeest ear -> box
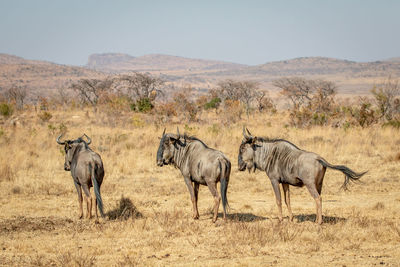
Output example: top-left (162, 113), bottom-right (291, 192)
top-left (251, 137), bottom-right (258, 145)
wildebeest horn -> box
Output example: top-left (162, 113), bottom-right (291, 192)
top-left (162, 128), bottom-right (166, 136)
top-left (246, 128), bottom-right (253, 136)
top-left (56, 134), bottom-right (66, 145)
top-left (243, 127), bottom-right (250, 140)
top-left (83, 134), bottom-right (91, 145)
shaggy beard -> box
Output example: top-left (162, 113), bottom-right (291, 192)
top-left (247, 163), bottom-right (256, 173)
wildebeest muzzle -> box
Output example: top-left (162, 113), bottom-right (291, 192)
top-left (64, 162), bottom-right (71, 171)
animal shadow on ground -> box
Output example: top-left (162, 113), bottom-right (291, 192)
top-left (106, 197), bottom-right (143, 220)
top-left (218, 212), bottom-right (268, 222)
top-left (295, 214), bottom-right (346, 224)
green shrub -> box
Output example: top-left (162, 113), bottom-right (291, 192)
top-left (204, 97), bottom-right (221, 110)
top-left (132, 98), bottom-right (153, 113)
top-left (0, 103), bottom-right (13, 117)
top-left (383, 120), bottom-right (400, 129)
top-left (312, 112), bottom-right (328, 126)
top-left (59, 123), bottom-right (68, 133)
top-left (48, 124), bottom-right (57, 134)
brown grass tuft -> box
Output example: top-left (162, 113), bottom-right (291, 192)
top-left (386, 152), bottom-right (400, 162)
top-left (372, 202), bottom-right (385, 210)
top-left (55, 251), bottom-right (97, 267)
top-left (11, 186), bottom-right (22, 194)
top-left (106, 196), bottom-right (143, 220)
top-left (0, 163), bottom-right (14, 182)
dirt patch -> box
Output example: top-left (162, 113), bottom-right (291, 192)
top-left (0, 216), bottom-right (73, 233)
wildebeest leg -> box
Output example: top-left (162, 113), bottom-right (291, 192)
top-left (74, 181), bottom-right (83, 219)
top-left (282, 183), bottom-right (293, 222)
top-left (193, 182), bottom-right (200, 219)
top-left (183, 177), bottom-right (198, 220)
top-left (316, 167), bottom-right (326, 195)
top-left (270, 179), bottom-right (283, 222)
top-left (82, 185), bottom-right (92, 219)
top-left (91, 188), bottom-right (98, 220)
top-left (305, 184), bottom-right (322, 224)
top-left (206, 181), bottom-right (220, 223)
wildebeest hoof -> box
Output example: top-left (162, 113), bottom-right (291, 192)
top-left (78, 215), bottom-right (83, 219)
top-left (193, 215), bottom-right (199, 220)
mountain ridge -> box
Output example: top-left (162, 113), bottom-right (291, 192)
top-left (86, 53), bottom-right (247, 72)
top-left (0, 53), bottom-right (399, 98)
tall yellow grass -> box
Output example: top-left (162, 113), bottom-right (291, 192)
top-left (0, 108), bottom-right (399, 266)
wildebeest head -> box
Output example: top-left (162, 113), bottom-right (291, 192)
top-left (238, 127), bottom-right (258, 172)
top-left (157, 128), bottom-right (185, 167)
top-left (57, 134), bottom-right (91, 171)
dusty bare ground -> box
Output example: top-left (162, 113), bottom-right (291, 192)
top-left (1, 110), bottom-right (400, 266)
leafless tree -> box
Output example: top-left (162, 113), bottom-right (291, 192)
top-left (312, 79), bottom-right (337, 112)
top-left (70, 78), bottom-right (113, 107)
top-left (56, 87), bottom-right (74, 108)
top-left (4, 85), bottom-right (27, 110)
top-left (217, 79), bottom-right (242, 101)
top-left (216, 79), bottom-right (260, 117)
top-left (113, 73), bottom-right (164, 103)
top-left (273, 77), bottom-right (314, 109)
top-left (172, 84), bottom-right (198, 122)
top-left (255, 90), bottom-right (275, 113)
top-left (371, 76), bottom-right (400, 121)
top-left (273, 77), bottom-right (336, 111)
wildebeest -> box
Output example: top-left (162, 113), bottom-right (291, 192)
top-left (57, 134), bottom-right (105, 219)
top-left (238, 128), bottom-right (366, 224)
top-left (157, 128), bottom-right (231, 222)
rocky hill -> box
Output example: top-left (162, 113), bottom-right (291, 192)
top-left (86, 53), bottom-right (246, 72)
top-left (0, 54), bottom-right (105, 98)
top-left (1, 53), bottom-right (399, 100)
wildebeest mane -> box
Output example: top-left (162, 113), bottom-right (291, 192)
top-left (255, 137), bottom-right (301, 151)
top-left (253, 137), bottom-right (303, 174)
top-left (66, 138), bottom-right (90, 150)
top-left (179, 134), bottom-right (209, 148)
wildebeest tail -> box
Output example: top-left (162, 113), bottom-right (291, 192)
top-left (318, 158), bottom-right (367, 190)
top-left (219, 158), bottom-right (231, 215)
top-left (89, 162), bottom-right (105, 218)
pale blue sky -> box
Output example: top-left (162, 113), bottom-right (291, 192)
top-left (0, 0), bottom-right (399, 66)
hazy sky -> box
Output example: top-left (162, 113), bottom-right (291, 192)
top-left (0, 0), bottom-right (399, 66)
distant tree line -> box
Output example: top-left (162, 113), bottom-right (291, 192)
top-left (1, 71), bottom-right (399, 129)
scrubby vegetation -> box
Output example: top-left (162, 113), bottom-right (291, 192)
top-left (2, 73), bottom-right (399, 132)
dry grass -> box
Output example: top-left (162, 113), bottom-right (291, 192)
top-left (0, 108), bottom-right (400, 266)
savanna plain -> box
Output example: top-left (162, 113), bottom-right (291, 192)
top-left (1, 110), bottom-right (400, 266)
